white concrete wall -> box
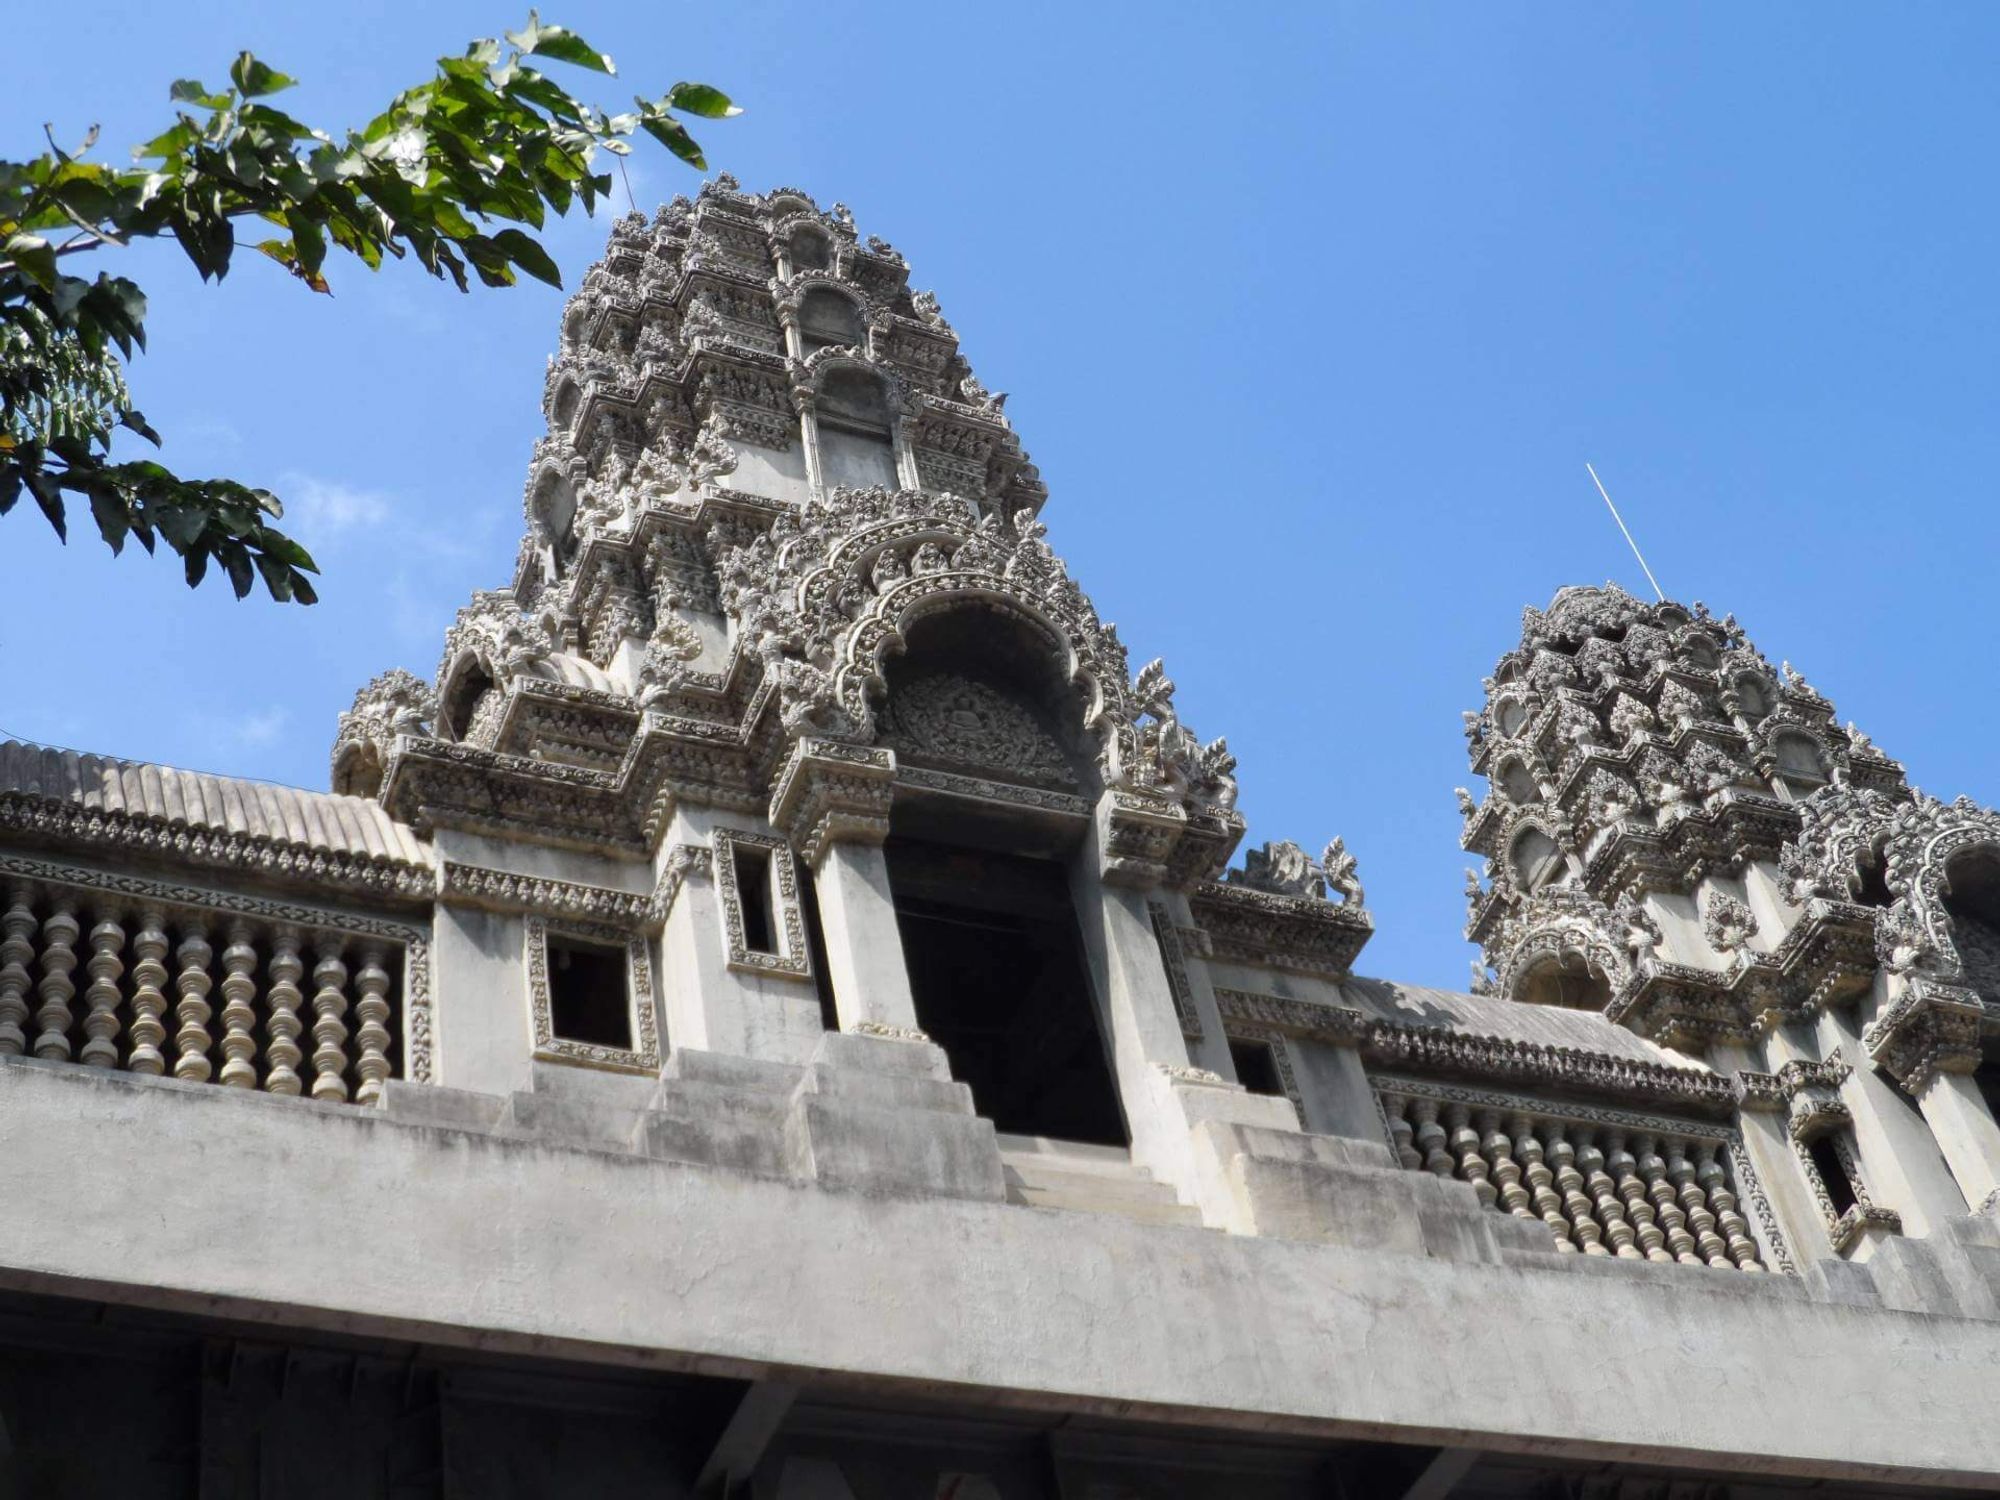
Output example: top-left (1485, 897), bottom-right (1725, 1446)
top-left (6, 1058), bottom-right (2000, 1488)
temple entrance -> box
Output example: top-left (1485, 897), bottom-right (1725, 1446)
top-left (885, 836), bottom-right (1126, 1147)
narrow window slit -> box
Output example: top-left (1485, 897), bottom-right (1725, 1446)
top-left (734, 846), bottom-right (778, 956)
top-left (1808, 1132), bottom-right (1859, 1218)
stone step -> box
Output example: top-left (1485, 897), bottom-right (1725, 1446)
top-left (994, 1134), bottom-right (1153, 1180)
top-left (999, 1149), bottom-right (1205, 1228)
top-left (1001, 1160), bottom-right (1171, 1204)
top-left (1006, 1179), bottom-right (1205, 1228)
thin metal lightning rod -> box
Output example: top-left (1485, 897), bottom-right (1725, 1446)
top-left (1585, 461), bottom-right (1665, 602)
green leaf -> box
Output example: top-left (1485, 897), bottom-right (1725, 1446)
top-left (5, 233), bottom-right (57, 289)
top-left (257, 531), bottom-right (318, 569)
top-left (169, 79), bottom-right (231, 109)
top-left (221, 544), bottom-right (253, 598)
top-left (88, 488), bottom-right (131, 554)
top-left (24, 467), bottom-right (66, 540)
top-left (229, 51), bottom-right (297, 98)
top-left (638, 112), bottom-right (705, 170)
top-left (508, 12), bottom-right (615, 74)
top-left (665, 82), bottom-right (741, 119)
top-left (251, 551), bottom-right (294, 602)
top-left (156, 505), bottom-right (207, 549)
top-left (492, 227), bottom-right (561, 287)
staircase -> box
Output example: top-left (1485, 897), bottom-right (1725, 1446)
top-left (996, 1135), bottom-right (1205, 1228)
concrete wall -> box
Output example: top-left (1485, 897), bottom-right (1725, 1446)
top-left (7, 1057), bottom-right (2000, 1489)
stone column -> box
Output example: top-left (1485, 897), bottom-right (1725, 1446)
top-left (812, 840), bottom-right (920, 1034)
top-left (768, 738), bottom-right (916, 1037)
top-left (1917, 1069), bottom-right (2000, 1214)
top-left (792, 386), bottom-right (825, 499)
top-left (1070, 792), bottom-right (1298, 1208)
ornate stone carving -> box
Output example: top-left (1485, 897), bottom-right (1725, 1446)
top-left (332, 669), bottom-right (437, 799)
top-left (879, 672), bottom-right (1077, 789)
top-left (1148, 900), bottom-right (1205, 1042)
top-left (1701, 890), bottom-right (1758, 956)
top-left (1226, 837), bottom-right (1362, 907)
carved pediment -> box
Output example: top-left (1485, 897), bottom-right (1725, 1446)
top-left (879, 671), bottom-right (1078, 790)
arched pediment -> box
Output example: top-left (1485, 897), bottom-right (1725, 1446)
top-left (1492, 887), bottom-right (1632, 1009)
top-left (715, 487), bottom-right (1238, 834)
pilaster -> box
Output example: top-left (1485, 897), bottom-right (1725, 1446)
top-left (1819, 997), bottom-right (1968, 1238)
top-left (1918, 1069), bottom-right (2000, 1214)
top-left (812, 839), bottom-right (921, 1035)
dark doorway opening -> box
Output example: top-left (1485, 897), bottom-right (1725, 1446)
top-left (886, 836), bottom-right (1126, 1147)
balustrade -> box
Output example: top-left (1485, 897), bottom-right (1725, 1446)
top-left (1379, 1086), bottom-right (1767, 1272)
top-left (0, 867), bottom-right (421, 1103)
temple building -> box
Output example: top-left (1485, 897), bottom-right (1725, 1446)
top-left (6, 178), bottom-right (2000, 1495)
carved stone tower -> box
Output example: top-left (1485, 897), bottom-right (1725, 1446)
top-left (1462, 582), bottom-right (2000, 1256)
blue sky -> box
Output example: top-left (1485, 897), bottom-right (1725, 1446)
top-left (6, 3), bottom-right (1999, 990)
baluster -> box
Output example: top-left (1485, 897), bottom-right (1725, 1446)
top-left (80, 908), bottom-right (125, 1068)
top-left (1383, 1094), bottom-right (1423, 1170)
top-left (1648, 1144), bottom-right (1696, 1264)
top-left (1576, 1134), bottom-right (1638, 1258)
top-left (1642, 1136), bottom-right (1698, 1264)
top-left (352, 943), bottom-right (393, 1107)
top-left (1483, 1112), bottom-right (1533, 1218)
top-left (1698, 1145), bottom-right (1760, 1270)
top-left (1515, 1121), bottom-right (1577, 1252)
top-left (0, 883), bottom-right (35, 1056)
top-left (173, 925), bottom-right (214, 1083)
top-left (1670, 1139), bottom-right (1729, 1267)
top-left (1412, 1099), bottom-right (1455, 1179)
top-left (263, 927), bottom-right (304, 1096)
top-left (217, 922), bottom-right (259, 1089)
top-left (34, 898), bottom-right (80, 1060)
top-left (127, 908), bottom-right (170, 1076)
top-left (310, 940), bottom-right (350, 1103)
top-left (1446, 1103), bottom-right (1496, 1206)
top-left (1607, 1132), bottom-right (1669, 1262)
top-left (1548, 1126), bottom-right (1607, 1255)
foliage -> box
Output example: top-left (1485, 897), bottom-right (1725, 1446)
top-left (0, 14), bottom-right (736, 603)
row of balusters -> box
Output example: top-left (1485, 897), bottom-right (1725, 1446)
top-left (1381, 1092), bottom-right (1764, 1271)
top-left (0, 885), bottom-right (397, 1105)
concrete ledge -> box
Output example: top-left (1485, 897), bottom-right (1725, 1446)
top-left (7, 1059), bottom-right (2000, 1487)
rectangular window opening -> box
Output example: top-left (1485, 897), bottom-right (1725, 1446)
top-left (1807, 1131), bottom-right (1859, 1218)
top-left (547, 935), bottom-right (631, 1049)
top-left (733, 846), bottom-right (779, 956)
top-left (1228, 1037), bottom-right (1286, 1099)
